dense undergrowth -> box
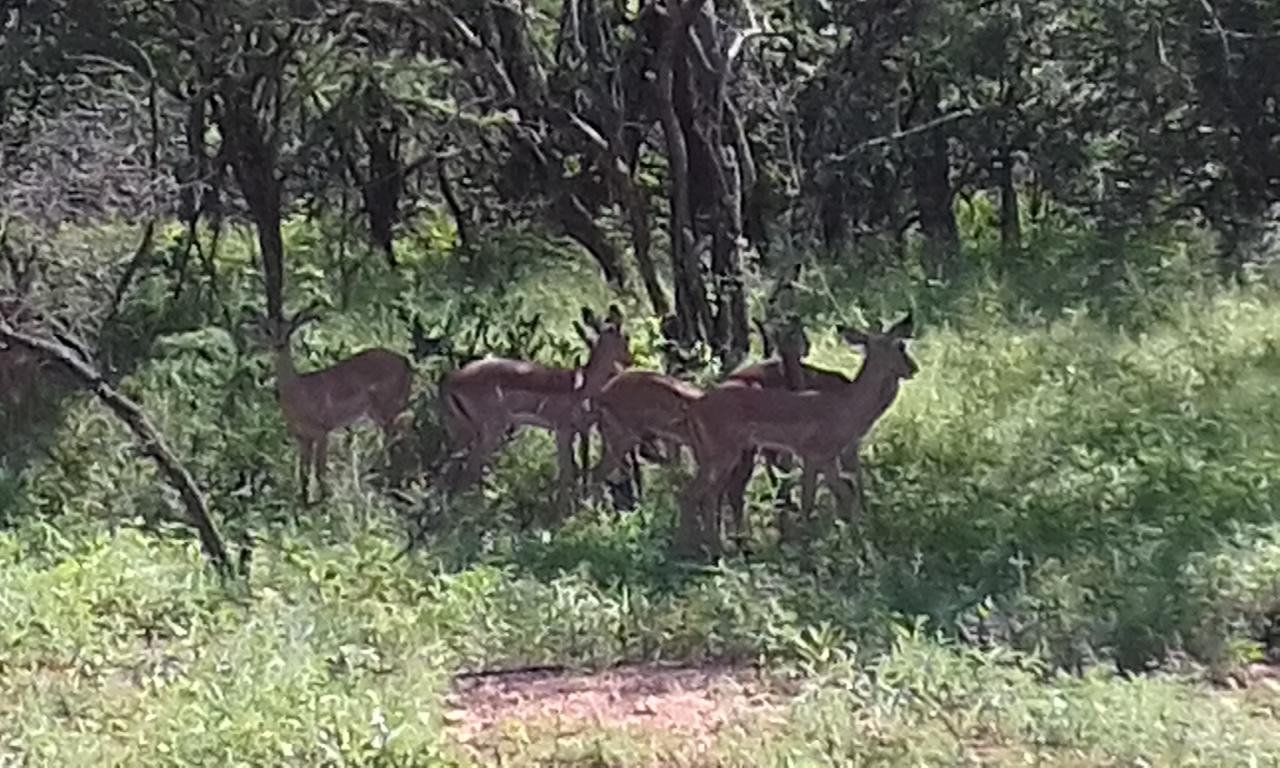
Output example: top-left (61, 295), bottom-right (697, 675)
top-left (4, 213), bottom-right (1280, 764)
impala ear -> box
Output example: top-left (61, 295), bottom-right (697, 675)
top-left (286, 299), bottom-right (325, 335)
top-left (580, 306), bottom-right (602, 333)
top-left (605, 303), bottom-right (624, 330)
top-left (839, 326), bottom-right (870, 349)
top-left (887, 311), bottom-right (914, 339)
top-left (751, 317), bottom-right (771, 356)
top-left (574, 317), bottom-right (596, 344)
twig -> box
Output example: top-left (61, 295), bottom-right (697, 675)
top-left (106, 220), bottom-right (157, 321)
top-left (823, 109), bottom-right (975, 166)
top-left (1199, 0), bottom-right (1237, 75)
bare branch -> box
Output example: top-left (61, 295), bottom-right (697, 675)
top-left (1199, 0), bottom-right (1238, 76)
top-left (823, 109), bottom-right (976, 166)
top-left (0, 318), bottom-right (230, 571)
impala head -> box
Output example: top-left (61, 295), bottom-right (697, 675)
top-left (775, 316), bottom-right (811, 362)
top-left (574, 304), bottom-right (633, 375)
top-left (840, 312), bottom-right (917, 381)
top-left (256, 303), bottom-right (323, 356)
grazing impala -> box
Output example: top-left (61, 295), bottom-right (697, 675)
top-left (439, 305), bottom-right (632, 515)
top-left (678, 313), bottom-right (917, 554)
top-left (591, 369), bottom-right (704, 495)
top-left (263, 306), bottom-right (413, 504)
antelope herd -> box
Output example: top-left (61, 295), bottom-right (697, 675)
top-left (261, 301), bottom-right (917, 554)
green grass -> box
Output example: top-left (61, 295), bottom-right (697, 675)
top-left (5, 528), bottom-right (1280, 766)
top-left (5, 217), bottom-right (1280, 763)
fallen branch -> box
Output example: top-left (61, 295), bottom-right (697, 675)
top-left (0, 318), bottom-right (231, 571)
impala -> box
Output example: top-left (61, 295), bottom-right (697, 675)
top-left (263, 306), bottom-right (414, 504)
top-left (591, 317), bottom-right (851, 529)
top-left (591, 369), bottom-right (704, 496)
top-left (720, 318), bottom-right (863, 540)
top-left (678, 313), bottom-right (917, 554)
top-left (439, 305), bottom-right (632, 515)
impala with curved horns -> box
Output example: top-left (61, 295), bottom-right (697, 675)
top-left (678, 313), bottom-right (917, 554)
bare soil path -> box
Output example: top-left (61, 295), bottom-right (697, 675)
top-left (444, 663), bottom-right (786, 759)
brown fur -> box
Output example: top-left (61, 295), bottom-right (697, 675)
top-left (439, 324), bottom-right (631, 515)
top-left (592, 370), bottom-right (704, 488)
top-left (270, 320), bottom-right (413, 504)
top-left (678, 315), bottom-right (917, 554)
top-left (718, 323), bottom-right (855, 540)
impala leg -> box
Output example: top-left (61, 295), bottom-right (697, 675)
top-left (373, 416), bottom-right (400, 488)
top-left (601, 435), bottom-right (640, 512)
top-left (593, 416), bottom-right (634, 488)
top-left (454, 427), bottom-right (501, 493)
top-left (678, 457), bottom-right (730, 557)
top-left (576, 424), bottom-right (591, 494)
top-left (820, 459), bottom-right (859, 525)
top-left (842, 451), bottom-right (866, 519)
top-left (315, 433), bottom-right (331, 501)
top-left (721, 448), bottom-right (756, 545)
top-left (703, 457), bottom-right (739, 556)
top-left (791, 461), bottom-right (818, 543)
top-left (555, 428), bottom-right (578, 517)
top-left (439, 432), bottom-right (472, 492)
top-left (764, 449), bottom-right (797, 514)
top-left (440, 432), bottom-right (492, 512)
top-left (629, 446), bottom-right (644, 502)
top-left (296, 437), bottom-right (315, 505)
top-left (376, 414), bottom-right (399, 462)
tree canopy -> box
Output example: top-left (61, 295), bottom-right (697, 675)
top-left (5, 0), bottom-right (1277, 357)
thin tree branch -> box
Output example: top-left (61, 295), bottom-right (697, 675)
top-left (106, 220), bottom-right (158, 321)
top-left (823, 109), bottom-right (975, 166)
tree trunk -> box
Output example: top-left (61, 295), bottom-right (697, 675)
top-left (909, 78), bottom-right (959, 276)
top-left (0, 320), bottom-right (230, 571)
top-left (997, 151), bottom-right (1021, 258)
top-left (552, 190), bottom-right (628, 289)
top-left (218, 87), bottom-right (286, 323)
top-left (600, 123), bottom-right (668, 315)
top-left (654, 0), bottom-right (713, 346)
top-left (711, 144), bottom-right (748, 368)
top-left (362, 120), bottom-right (402, 268)
top-left (249, 192), bottom-right (286, 322)
top-left (437, 158), bottom-right (471, 251)
top-left (625, 185), bottom-right (669, 317)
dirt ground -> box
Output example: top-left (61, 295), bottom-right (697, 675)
top-left (441, 658), bottom-right (1280, 764)
top-left (443, 662), bottom-right (785, 755)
